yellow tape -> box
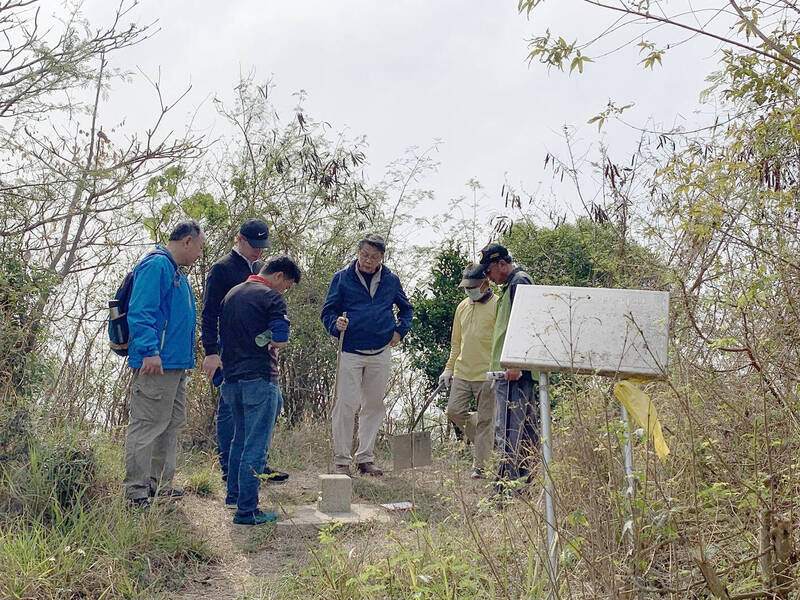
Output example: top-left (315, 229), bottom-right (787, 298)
top-left (613, 379), bottom-right (670, 460)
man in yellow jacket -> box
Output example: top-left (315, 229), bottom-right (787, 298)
top-left (439, 264), bottom-right (498, 479)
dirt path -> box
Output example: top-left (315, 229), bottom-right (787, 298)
top-left (174, 458), bottom-right (484, 599)
top-left (175, 473), bottom-right (322, 600)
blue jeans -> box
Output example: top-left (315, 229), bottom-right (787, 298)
top-left (217, 387), bottom-right (283, 478)
top-left (222, 378), bottom-right (280, 517)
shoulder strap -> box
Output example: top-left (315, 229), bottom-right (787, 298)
top-left (147, 249), bottom-right (180, 274)
top-left (140, 249), bottom-right (182, 302)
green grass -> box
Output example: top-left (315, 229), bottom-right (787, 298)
top-left (268, 417), bottom-right (331, 471)
top-left (183, 458), bottom-right (220, 498)
top-left (0, 433), bottom-right (214, 599)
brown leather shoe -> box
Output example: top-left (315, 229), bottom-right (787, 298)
top-left (333, 464), bottom-right (351, 476)
top-left (357, 462), bottom-right (383, 477)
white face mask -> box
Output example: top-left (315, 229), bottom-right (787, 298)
top-left (465, 286), bottom-right (485, 301)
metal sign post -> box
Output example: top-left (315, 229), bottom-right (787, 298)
top-left (539, 371), bottom-right (558, 598)
top-left (499, 285), bottom-right (670, 599)
top-left (620, 402), bottom-right (635, 499)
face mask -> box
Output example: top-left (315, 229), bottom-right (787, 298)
top-left (465, 287), bottom-right (485, 301)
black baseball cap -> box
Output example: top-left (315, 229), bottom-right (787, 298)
top-left (479, 242), bottom-right (510, 265)
top-left (239, 219), bottom-right (270, 248)
top-left (457, 263), bottom-right (487, 288)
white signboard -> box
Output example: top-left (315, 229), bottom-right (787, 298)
top-left (500, 285), bottom-right (669, 379)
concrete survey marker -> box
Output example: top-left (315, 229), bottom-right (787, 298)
top-left (500, 285), bottom-right (669, 378)
top-left (391, 431), bottom-right (432, 471)
top-left (318, 474), bottom-right (351, 513)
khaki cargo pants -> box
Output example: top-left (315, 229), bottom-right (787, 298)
top-left (446, 377), bottom-right (494, 470)
top-left (124, 369), bottom-right (187, 500)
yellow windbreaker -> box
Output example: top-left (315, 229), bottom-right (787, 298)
top-left (445, 293), bottom-right (498, 382)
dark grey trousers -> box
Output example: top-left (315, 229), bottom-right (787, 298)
top-left (494, 377), bottom-right (539, 481)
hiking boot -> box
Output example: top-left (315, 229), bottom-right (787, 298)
top-left (333, 464), bottom-right (351, 476)
top-left (263, 467), bottom-right (289, 483)
top-left (233, 509), bottom-right (278, 525)
top-left (357, 462), bottom-right (383, 477)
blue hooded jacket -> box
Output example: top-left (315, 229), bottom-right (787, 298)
top-left (127, 246), bottom-right (197, 369)
top-left (321, 260), bottom-right (413, 353)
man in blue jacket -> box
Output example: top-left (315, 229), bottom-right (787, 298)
top-left (124, 220), bottom-right (205, 507)
top-left (321, 234), bottom-right (413, 476)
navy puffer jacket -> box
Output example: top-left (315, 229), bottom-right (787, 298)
top-left (321, 261), bottom-right (413, 353)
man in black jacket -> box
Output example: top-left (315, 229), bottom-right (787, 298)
top-left (201, 219), bottom-right (288, 484)
top-left (219, 256), bottom-right (300, 525)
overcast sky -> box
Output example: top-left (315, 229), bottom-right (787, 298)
top-left (54, 0), bottom-right (719, 247)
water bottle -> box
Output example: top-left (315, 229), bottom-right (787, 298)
top-left (109, 299), bottom-right (125, 344)
top-left (108, 299), bottom-right (121, 320)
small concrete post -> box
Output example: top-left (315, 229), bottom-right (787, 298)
top-left (318, 474), bottom-right (352, 513)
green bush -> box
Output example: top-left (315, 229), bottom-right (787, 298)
top-left (0, 431), bottom-right (213, 599)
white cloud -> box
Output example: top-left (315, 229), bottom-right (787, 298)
top-left (51, 0), bottom-right (716, 245)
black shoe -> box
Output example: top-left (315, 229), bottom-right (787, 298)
top-left (129, 496), bottom-right (152, 510)
top-left (149, 487), bottom-right (185, 499)
top-left (263, 467), bottom-right (289, 483)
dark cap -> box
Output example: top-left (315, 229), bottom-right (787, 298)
top-left (457, 263), bottom-right (487, 288)
top-left (239, 219), bottom-right (270, 248)
top-left (479, 242), bottom-right (510, 265)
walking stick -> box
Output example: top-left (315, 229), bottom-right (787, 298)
top-left (327, 312), bottom-right (346, 471)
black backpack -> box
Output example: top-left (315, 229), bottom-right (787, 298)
top-left (108, 250), bottom-right (177, 356)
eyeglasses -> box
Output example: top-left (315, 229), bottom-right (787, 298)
top-left (358, 250), bottom-right (383, 262)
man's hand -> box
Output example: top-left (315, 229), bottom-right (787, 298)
top-left (140, 355), bottom-right (164, 376)
top-left (389, 331), bottom-right (402, 347)
top-left (438, 368), bottom-right (453, 389)
top-left (336, 316), bottom-right (349, 332)
top-left (505, 369), bottom-right (522, 381)
top-left (202, 354), bottom-right (223, 380)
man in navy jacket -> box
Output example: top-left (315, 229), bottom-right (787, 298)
top-left (124, 219), bottom-right (205, 507)
top-left (321, 234), bottom-right (413, 476)
top-left (200, 219), bottom-right (288, 484)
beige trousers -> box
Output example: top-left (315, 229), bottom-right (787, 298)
top-left (124, 369), bottom-right (187, 499)
top-left (332, 349), bottom-right (391, 466)
top-left (446, 378), bottom-right (495, 470)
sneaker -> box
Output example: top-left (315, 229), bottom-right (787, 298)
top-left (470, 468), bottom-right (484, 480)
top-left (263, 467), bottom-right (289, 484)
top-left (225, 502), bottom-right (238, 511)
top-left (333, 464), bottom-right (351, 476)
top-left (356, 462), bottom-right (383, 477)
top-left (128, 496), bottom-right (152, 510)
top-left (233, 509), bottom-right (278, 525)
